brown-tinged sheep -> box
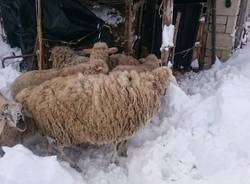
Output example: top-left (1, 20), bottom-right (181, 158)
top-left (0, 92), bottom-right (26, 135)
top-left (15, 67), bottom-right (173, 147)
top-left (109, 54), bottom-right (141, 69)
top-left (49, 46), bottom-right (89, 69)
top-left (112, 54), bottom-right (160, 73)
top-left (11, 59), bottom-right (109, 99)
top-left (83, 42), bottom-right (118, 68)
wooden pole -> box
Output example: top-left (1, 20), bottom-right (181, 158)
top-left (171, 12), bottom-right (181, 64)
top-left (211, 0), bottom-right (216, 65)
top-left (234, 0), bottom-right (248, 48)
top-left (193, 3), bottom-right (207, 70)
top-left (36, 0), bottom-right (44, 70)
top-left (161, 0), bottom-right (173, 66)
top-left (124, 0), bottom-right (133, 55)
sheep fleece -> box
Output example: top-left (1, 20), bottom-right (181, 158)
top-left (16, 67), bottom-right (171, 146)
top-left (11, 60), bottom-right (109, 98)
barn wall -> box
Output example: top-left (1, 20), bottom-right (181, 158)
top-left (204, 0), bottom-right (241, 68)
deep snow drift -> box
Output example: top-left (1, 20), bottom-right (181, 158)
top-left (1, 39), bottom-right (250, 183)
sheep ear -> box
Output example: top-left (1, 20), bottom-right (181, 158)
top-left (108, 47), bottom-right (118, 54)
top-left (83, 49), bottom-right (92, 55)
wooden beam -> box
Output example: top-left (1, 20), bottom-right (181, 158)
top-left (211, 0), bottom-right (216, 65)
top-left (171, 12), bottom-right (181, 64)
top-left (193, 3), bottom-right (207, 70)
top-left (161, 0), bottom-right (173, 66)
top-left (124, 0), bottom-right (133, 55)
top-left (36, 0), bottom-right (44, 70)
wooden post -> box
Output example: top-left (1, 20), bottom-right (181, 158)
top-left (193, 3), bottom-right (207, 69)
top-left (172, 12), bottom-right (181, 64)
top-left (161, 0), bottom-right (173, 65)
top-left (234, 0), bottom-right (248, 48)
top-left (36, 0), bottom-right (44, 70)
top-left (211, 0), bottom-right (216, 65)
top-left (124, 0), bottom-right (133, 55)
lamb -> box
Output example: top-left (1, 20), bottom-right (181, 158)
top-left (0, 92), bottom-right (26, 135)
top-left (112, 54), bottom-right (160, 73)
top-left (15, 67), bottom-right (173, 148)
top-left (49, 46), bottom-right (89, 69)
top-left (11, 59), bottom-right (109, 99)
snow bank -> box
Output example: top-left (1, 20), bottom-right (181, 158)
top-left (0, 66), bottom-right (20, 98)
top-left (0, 37), bottom-right (21, 98)
top-left (0, 145), bottom-right (85, 184)
top-left (0, 32), bottom-right (21, 70)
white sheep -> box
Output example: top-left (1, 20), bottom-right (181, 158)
top-left (15, 67), bottom-right (174, 162)
top-left (49, 46), bottom-right (89, 69)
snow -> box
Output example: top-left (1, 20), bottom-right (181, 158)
top-left (0, 145), bottom-right (84, 184)
top-left (191, 59), bottom-right (199, 69)
top-left (161, 24), bottom-right (175, 51)
top-left (0, 66), bottom-right (20, 98)
top-left (0, 38), bottom-right (21, 98)
top-left (90, 5), bottom-right (124, 27)
top-left (1, 32), bottom-right (250, 184)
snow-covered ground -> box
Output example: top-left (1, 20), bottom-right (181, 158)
top-left (1, 38), bottom-right (250, 183)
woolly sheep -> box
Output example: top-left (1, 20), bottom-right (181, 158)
top-left (15, 67), bottom-right (173, 147)
top-left (109, 54), bottom-right (141, 69)
top-left (49, 46), bottom-right (89, 69)
top-left (51, 42), bottom-right (118, 69)
top-left (11, 59), bottom-right (109, 99)
top-left (112, 54), bottom-right (160, 73)
top-left (11, 42), bottom-right (116, 99)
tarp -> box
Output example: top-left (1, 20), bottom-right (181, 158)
top-left (0, 0), bottom-right (104, 54)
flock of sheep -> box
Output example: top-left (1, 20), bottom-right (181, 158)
top-left (0, 42), bottom-right (175, 169)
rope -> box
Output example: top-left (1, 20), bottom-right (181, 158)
top-left (158, 0), bottom-right (164, 17)
top-left (43, 30), bottom-right (100, 46)
top-left (174, 46), bottom-right (196, 57)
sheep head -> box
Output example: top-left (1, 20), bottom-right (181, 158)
top-left (0, 101), bottom-right (26, 134)
top-left (84, 42), bottom-right (118, 56)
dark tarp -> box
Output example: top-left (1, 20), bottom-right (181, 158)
top-left (173, 1), bottom-right (202, 69)
top-left (0, 0), bottom-right (104, 54)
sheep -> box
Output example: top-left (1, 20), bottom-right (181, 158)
top-left (109, 54), bottom-right (141, 69)
top-left (112, 54), bottom-right (160, 73)
top-left (0, 92), bottom-right (26, 135)
top-left (11, 42), bottom-right (117, 99)
top-left (0, 117), bottom-right (37, 147)
top-left (15, 67), bottom-right (173, 150)
top-left (11, 59), bottom-right (109, 99)
top-left (50, 42), bottom-right (118, 69)
top-left (83, 42), bottom-right (118, 68)
top-left (49, 46), bottom-right (89, 69)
